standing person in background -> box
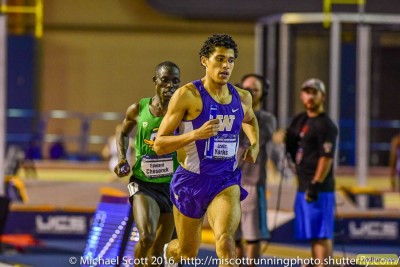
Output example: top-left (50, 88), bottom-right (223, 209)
top-left (285, 78), bottom-right (338, 267)
top-left (153, 34), bottom-right (259, 267)
top-left (235, 74), bottom-right (276, 266)
top-left (114, 61), bottom-right (181, 267)
top-left (102, 124), bottom-right (134, 179)
top-left (268, 128), bottom-right (294, 182)
top-left (389, 133), bottom-right (400, 191)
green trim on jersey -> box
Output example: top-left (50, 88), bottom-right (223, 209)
top-left (132, 98), bottom-right (178, 183)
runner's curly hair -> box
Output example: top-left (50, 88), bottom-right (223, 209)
top-left (199, 34), bottom-right (238, 61)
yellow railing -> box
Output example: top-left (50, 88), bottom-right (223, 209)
top-left (0, 0), bottom-right (43, 37)
top-left (323, 0), bottom-right (366, 27)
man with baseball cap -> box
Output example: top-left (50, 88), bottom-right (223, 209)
top-left (301, 78), bottom-right (326, 94)
top-left (285, 78), bottom-right (338, 267)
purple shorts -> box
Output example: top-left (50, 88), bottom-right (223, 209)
top-left (170, 166), bottom-right (248, 219)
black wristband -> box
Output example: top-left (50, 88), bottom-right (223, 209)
top-left (306, 182), bottom-right (321, 202)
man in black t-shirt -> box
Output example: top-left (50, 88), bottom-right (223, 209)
top-left (286, 78), bottom-right (338, 267)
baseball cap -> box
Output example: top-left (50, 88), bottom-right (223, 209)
top-left (301, 78), bottom-right (326, 94)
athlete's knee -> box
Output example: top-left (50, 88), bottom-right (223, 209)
top-left (215, 233), bottom-right (236, 258)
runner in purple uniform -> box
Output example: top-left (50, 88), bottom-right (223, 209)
top-left (154, 34), bottom-right (259, 267)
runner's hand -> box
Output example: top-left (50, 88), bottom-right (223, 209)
top-left (241, 144), bottom-right (259, 163)
top-left (114, 160), bottom-right (131, 177)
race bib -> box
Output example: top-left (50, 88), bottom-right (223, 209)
top-left (212, 134), bottom-right (238, 160)
top-left (141, 154), bottom-right (174, 178)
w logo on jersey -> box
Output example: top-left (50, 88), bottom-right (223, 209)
top-left (217, 115), bottom-right (235, 131)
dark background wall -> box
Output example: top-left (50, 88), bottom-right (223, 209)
top-left (146, 0), bottom-right (400, 20)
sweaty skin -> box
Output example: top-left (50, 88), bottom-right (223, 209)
top-left (153, 40), bottom-right (259, 267)
top-left (114, 62), bottom-right (181, 267)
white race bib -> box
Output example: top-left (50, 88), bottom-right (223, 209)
top-left (141, 155), bottom-right (174, 178)
top-left (212, 134), bottom-right (238, 160)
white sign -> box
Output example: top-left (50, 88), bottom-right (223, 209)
top-left (36, 215), bottom-right (87, 234)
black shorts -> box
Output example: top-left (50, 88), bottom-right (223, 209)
top-left (128, 176), bottom-right (173, 213)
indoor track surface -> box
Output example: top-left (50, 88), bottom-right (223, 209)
top-left (0, 161), bottom-right (399, 267)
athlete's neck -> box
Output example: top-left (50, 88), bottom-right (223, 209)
top-left (151, 95), bottom-right (168, 116)
top-left (202, 77), bottom-right (227, 91)
top-left (201, 78), bottom-right (230, 103)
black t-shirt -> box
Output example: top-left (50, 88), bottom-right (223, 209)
top-left (286, 112), bottom-right (338, 192)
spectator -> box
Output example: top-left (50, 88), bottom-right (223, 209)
top-left (285, 78), bottom-right (338, 267)
top-left (389, 133), bottom-right (400, 191)
top-left (235, 74), bottom-right (276, 266)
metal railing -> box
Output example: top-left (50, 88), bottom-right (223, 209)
top-left (6, 109), bottom-right (124, 160)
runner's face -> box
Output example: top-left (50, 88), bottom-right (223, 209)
top-left (202, 47), bottom-right (235, 85)
top-left (154, 66), bottom-right (180, 106)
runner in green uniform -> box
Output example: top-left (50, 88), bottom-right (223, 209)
top-left (114, 61), bottom-right (181, 266)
